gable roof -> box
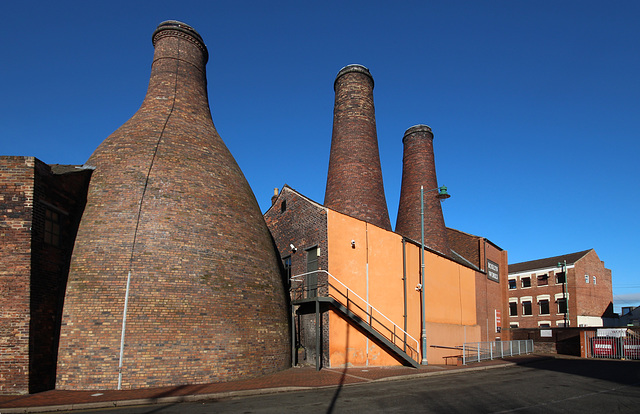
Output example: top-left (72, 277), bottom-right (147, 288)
top-left (508, 249), bottom-right (593, 274)
top-left (263, 184), bottom-right (327, 216)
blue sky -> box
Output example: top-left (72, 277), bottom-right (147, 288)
top-left (2, 1), bottom-right (638, 312)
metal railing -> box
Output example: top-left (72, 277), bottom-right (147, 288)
top-left (291, 270), bottom-right (420, 362)
top-left (584, 331), bottom-right (640, 360)
top-left (462, 340), bottom-right (534, 365)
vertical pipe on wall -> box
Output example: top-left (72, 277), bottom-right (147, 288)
top-left (402, 238), bottom-right (407, 352)
top-left (420, 186), bottom-right (427, 365)
top-left (117, 271), bottom-right (132, 390)
top-left (315, 299), bottom-right (320, 371)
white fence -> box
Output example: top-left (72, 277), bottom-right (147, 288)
top-left (462, 340), bottom-right (534, 365)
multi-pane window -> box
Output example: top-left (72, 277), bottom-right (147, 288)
top-left (557, 298), bottom-right (567, 314)
top-left (537, 274), bottom-right (548, 286)
top-left (44, 209), bottom-right (60, 246)
top-left (522, 301), bottom-right (532, 316)
top-left (593, 275), bottom-right (597, 285)
top-left (539, 299), bottom-right (550, 315)
top-left (509, 302), bottom-right (518, 316)
top-left (585, 274), bottom-right (590, 283)
top-left (521, 277), bottom-right (531, 288)
top-left (508, 279), bottom-right (517, 290)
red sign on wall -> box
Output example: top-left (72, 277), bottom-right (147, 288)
top-left (591, 338), bottom-right (617, 357)
top-left (495, 309), bottom-right (501, 333)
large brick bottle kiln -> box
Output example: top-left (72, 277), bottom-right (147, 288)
top-left (324, 64), bottom-right (391, 230)
top-left (395, 125), bottom-right (449, 254)
top-left (56, 21), bottom-right (290, 390)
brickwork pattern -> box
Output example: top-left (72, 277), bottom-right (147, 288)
top-left (264, 186), bottom-right (330, 366)
top-left (0, 156), bottom-right (34, 394)
top-left (324, 65), bottom-right (391, 231)
top-left (29, 161), bottom-right (91, 393)
top-left (56, 22), bottom-right (290, 390)
top-left (395, 125), bottom-right (449, 254)
top-left (570, 250), bottom-right (614, 320)
top-left (447, 228), bottom-right (480, 268)
top-left (0, 157), bottom-right (91, 394)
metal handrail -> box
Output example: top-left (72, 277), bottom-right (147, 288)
top-left (291, 270), bottom-right (420, 359)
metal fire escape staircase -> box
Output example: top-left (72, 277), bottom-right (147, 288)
top-left (290, 270), bottom-right (420, 369)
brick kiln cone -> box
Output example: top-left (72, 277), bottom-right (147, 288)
top-left (56, 21), bottom-right (290, 390)
top-left (324, 65), bottom-right (391, 230)
top-left (395, 125), bottom-right (449, 254)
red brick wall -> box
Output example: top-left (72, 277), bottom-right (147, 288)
top-left (571, 250), bottom-right (614, 321)
top-left (324, 65), bottom-right (391, 231)
top-left (0, 156), bottom-right (34, 394)
top-left (264, 186), bottom-right (330, 366)
top-left (475, 241), bottom-right (508, 341)
top-left (29, 162), bottom-right (91, 393)
top-left (507, 249), bottom-right (613, 329)
top-left (447, 228), bottom-right (480, 267)
top-left (57, 22), bottom-right (290, 390)
top-left (1, 157), bottom-right (91, 394)
top-left (396, 125), bottom-right (449, 254)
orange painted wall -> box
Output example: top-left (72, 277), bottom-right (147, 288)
top-left (327, 210), bottom-right (481, 367)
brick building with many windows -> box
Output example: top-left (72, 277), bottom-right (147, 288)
top-left (507, 249), bottom-right (614, 329)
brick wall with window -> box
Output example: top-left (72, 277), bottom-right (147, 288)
top-left (0, 157), bottom-right (91, 394)
top-left (264, 185), bottom-right (330, 367)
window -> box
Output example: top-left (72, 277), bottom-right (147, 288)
top-left (593, 275), bottom-right (597, 285)
top-left (539, 322), bottom-right (551, 328)
top-left (508, 279), bottom-right (517, 290)
top-left (557, 298), bottom-right (567, 314)
top-left (521, 277), bottom-right (531, 288)
top-left (585, 274), bottom-right (589, 283)
top-left (283, 256), bottom-right (292, 284)
top-left (306, 247), bottom-right (319, 298)
top-left (44, 209), bottom-right (61, 246)
top-left (522, 301), bottom-right (532, 316)
top-left (510, 323), bottom-right (519, 328)
top-left (556, 272), bottom-right (566, 284)
top-left (537, 274), bottom-right (548, 286)
top-left (280, 200), bottom-right (287, 213)
top-left (539, 299), bottom-right (550, 315)
top-left (509, 302), bottom-right (518, 316)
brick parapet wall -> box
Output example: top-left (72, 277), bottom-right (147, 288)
top-left (447, 228), bottom-right (480, 268)
top-left (0, 156), bottom-right (35, 394)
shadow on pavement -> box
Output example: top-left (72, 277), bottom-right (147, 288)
top-left (512, 356), bottom-right (640, 386)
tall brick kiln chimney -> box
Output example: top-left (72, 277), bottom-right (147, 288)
top-left (395, 125), bottom-right (449, 254)
top-left (324, 64), bottom-right (391, 230)
top-left (56, 21), bottom-right (290, 390)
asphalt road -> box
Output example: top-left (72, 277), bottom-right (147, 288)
top-left (74, 358), bottom-right (640, 413)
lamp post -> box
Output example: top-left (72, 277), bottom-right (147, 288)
top-left (557, 260), bottom-right (568, 327)
top-left (420, 185), bottom-right (450, 365)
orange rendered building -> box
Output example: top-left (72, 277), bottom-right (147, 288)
top-left (265, 186), bottom-right (508, 367)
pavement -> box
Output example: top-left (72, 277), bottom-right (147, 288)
top-left (0, 355), bottom-right (548, 413)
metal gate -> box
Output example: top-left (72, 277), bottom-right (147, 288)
top-left (584, 329), bottom-right (640, 360)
